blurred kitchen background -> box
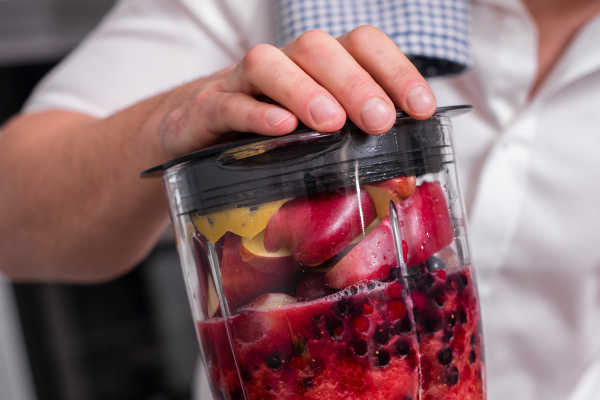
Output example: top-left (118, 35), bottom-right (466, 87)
top-left (0, 1), bottom-right (198, 399)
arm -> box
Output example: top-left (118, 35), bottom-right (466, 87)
top-left (0, 26), bottom-right (436, 283)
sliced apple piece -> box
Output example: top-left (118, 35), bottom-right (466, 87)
top-left (221, 233), bottom-right (294, 311)
top-left (238, 293), bottom-right (297, 312)
top-left (239, 230), bottom-right (296, 274)
top-left (263, 187), bottom-right (377, 266)
top-left (364, 175), bottom-right (417, 219)
top-left (325, 217), bottom-right (397, 289)
top-left (325, 181), bottom-right (453, 289)
top-left (192, 198), bottom-right (290, 243)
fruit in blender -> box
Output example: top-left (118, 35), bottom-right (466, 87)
top-left (264, 188), bottom-right (377, 266)
top-left (239, 230), bottom-right (297, 274)
top-left (364, 175), bottom-right (417, 219)
top-left (221, 233), bottom-right (295, 311)
top-left (193, 198), bottom-right (290, 243)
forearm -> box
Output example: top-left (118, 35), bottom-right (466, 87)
top-left (0, 91), bottom-right (176, 283)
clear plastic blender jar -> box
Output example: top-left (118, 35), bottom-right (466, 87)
top-left (143, 105), bottom-right (485, 400)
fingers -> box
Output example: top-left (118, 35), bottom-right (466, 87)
top-left (162, 26), bottom-right (437, 156)
top-left (337, 26), bottom-right (436, 120)
top-left (227, 42), bottom-right (347, 132)
top-left (228, 27), bottom-right (435, 136)
top-left (160, 90), bottom-right (298, 156)
top-left (282, 29), bottom-right (397, 134)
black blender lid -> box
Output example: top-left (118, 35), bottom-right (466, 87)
top-left (142, 105), bottom-right (472, 215)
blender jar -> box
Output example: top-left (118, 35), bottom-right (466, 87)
top-left (143, 105), bottom-right (485, 400)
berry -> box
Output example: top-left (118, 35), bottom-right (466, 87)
top-left (437, 347), bottom-right (453, 366)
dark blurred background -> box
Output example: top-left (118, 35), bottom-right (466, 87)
top-left (0, 1), bottom-right (198, 400)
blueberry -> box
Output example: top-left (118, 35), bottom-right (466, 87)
top-left (470, 350), bottom-right (477, 363)
top-left (442, 330), bottom-right (454, 343)
top-left (367, 282), bottom-right (377, 290)
top-left (447, 366), bottom-right (460, 386)
top-left (374, 327), bottom-right (391, 345)
top-left (376, 349), bottom-right (390, 367)
top-left (353, 339), bottom-right (369, 357)
top-left (433, 288), bottom-right (446, 307)
top-left (265, 353), bottom-right (283, 370)
top-left (334, 298), bottom-right (352, 318)
top-left (387, 267), bottom-right (402, 281)
top-left (458, 306), bottom-right (468, 324)
top-left (470, 333), bottom-right (478, 347)
top-left (422, 312), bottom-right (442, 333)
top-left (426, 256), bottom-right (446, 271)
top-left (393, 318), bottom-right (412, 334)
top-left (302, 377), bottom-right (314, 388)
top-left (446, 312), bottom-right (457, 329)
top-left (326, 319), bottom-right (344, 338)
top-left (437, 347), bottom-right (453, 366)
top-left (396, 340), bottom-right (411, 357)
top-left (240, 366), bottom-right (252, 382)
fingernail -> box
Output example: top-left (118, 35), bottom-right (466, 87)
top-left (406, 85), bottom-right (436, 116)
top-left (266, 107), bottom-right (293, 127)
top-left (309, 96), bottom-right (343, 125)
top-left (360, 97), bottom-right (395, 133)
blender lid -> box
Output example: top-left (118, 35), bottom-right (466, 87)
top-left (142, 105), bottom-right (472, 215)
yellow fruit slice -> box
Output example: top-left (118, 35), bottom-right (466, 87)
top-left (192, 199), bottom-right (290, 243)
top-left (364, 185), bottom-right (398, 220)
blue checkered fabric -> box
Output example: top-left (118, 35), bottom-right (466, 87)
top-left (272, 0), bottom-right (471, 77)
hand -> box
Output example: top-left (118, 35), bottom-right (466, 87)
top-left (159, 25), bottom-right (436, 156)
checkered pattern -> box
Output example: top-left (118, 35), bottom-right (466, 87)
top-left (272, 0), bottom-right (471, 76)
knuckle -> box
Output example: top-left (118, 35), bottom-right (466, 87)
top-left (346, 25), bottom-right (383, 47)
top-left (294, 29), bottom-right (331, 49)
top-left (241, 43), bottom-right (278, 74)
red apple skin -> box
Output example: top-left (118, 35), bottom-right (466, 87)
top-left (325, 218), bottom-right (397, 289)
top-left (221, 233), bottom-right (294, 311)
top-left (238, 242), bottom-right (297, 275)
top-left (324, 181), bottom-right (453, 289)
top-left (395, 180), bottom-right (453, 266)
top-left (263, 188), bottom-right (377, 266)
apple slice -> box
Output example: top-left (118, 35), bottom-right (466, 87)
top-left (239, 230), bottom-right (297, 274)
top-left (263, 187), bottom-right (377, 266)
top-left (364, 175), bottom-right (417, 220)
top-left (395, 180), bottom-right (453, 266)
top-left (192, 198), bottom-right (290, 243)
top-left (325, 181), bottom-right (453, 289)
top-left (325, 217), bottom-right (397, 289)
top-left (221, 233), bottom-right (294, 311)
top-left (238, 293), bottom-right (297, 312)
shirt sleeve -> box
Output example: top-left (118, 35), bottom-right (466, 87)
top-left (23, 0), bottom-right (271, 118)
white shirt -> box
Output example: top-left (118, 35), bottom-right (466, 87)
top-left (24, 1), bottom-right (600, 399)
